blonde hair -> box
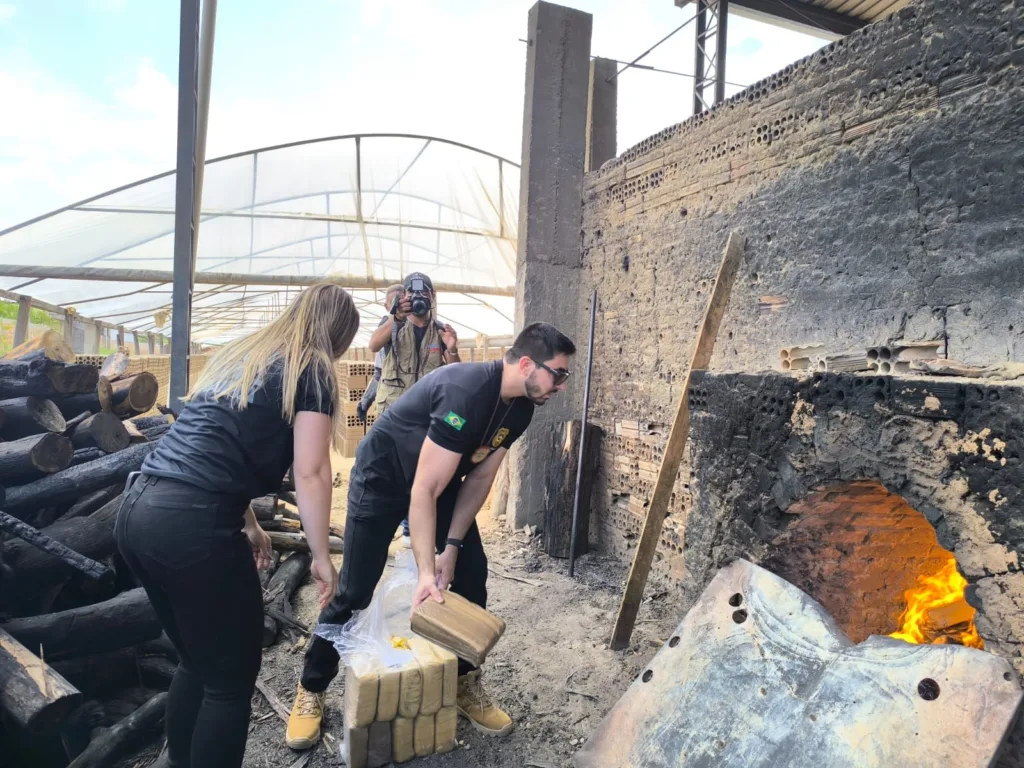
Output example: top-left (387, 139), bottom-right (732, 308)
top-left (185, 284), bottom-right (360, 449)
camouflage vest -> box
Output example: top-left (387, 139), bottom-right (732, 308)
top-left (376, 319), bottom-right (445, 410)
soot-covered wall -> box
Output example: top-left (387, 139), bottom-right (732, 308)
top-left (580, 0), bottom-right (1024, 600)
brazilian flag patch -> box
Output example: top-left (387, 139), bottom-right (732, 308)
top-left (443, 411), bottom-right (466, 430)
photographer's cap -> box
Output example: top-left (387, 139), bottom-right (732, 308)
top-left (403, 272), bottom-right (434, 292)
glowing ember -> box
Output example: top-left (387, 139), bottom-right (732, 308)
top-left (889, 557), bottom-right (984, 649)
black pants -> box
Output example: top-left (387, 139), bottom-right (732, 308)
top-left (115, 475), bottom-right (263, 768)
top-left (301, 451), bottom-right (488, 692)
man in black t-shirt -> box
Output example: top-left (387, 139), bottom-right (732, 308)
top-left (286, 322), bottom-right (576, 749)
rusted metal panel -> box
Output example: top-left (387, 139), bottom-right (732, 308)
top-left (576, 559), bottom-right (1022, 768)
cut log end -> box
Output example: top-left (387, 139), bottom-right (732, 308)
top-left (71, 412), bottom-right (130, 454)
top-left (31, 432), bottom-right (75, 474)
top-left (111, 373), bottom-right (159, 417)
top-left (0, 396), bottom-right (67, 440)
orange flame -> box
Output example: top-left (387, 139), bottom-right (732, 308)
top-left (889, 557), bottom-right (984, 649)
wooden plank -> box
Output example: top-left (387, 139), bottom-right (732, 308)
top-left (609, 231), bottom-right (745, 651)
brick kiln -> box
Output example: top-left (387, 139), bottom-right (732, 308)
top-left (567, 0), bottom-right (1024, 761)
top-left (595, 370), bottom-right (1024, 762)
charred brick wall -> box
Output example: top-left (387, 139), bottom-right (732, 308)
top-left (580, 0), bottom-right (1024, 608)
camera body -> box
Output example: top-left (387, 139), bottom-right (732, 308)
top-left (406, 277), bottom-right (431, 317)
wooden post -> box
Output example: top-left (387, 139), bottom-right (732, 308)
top-left (13, 296), bottom-right (32, 347)
top-left (147, 334), bottom-right (155, 354)
top-left (93, 324), bottom-right (102, 354)
top-left (117, 326), bottom-right (125, 349)
top-left (542, 420), bottom-right (600, 559)
top-left (63, 310), bottom-right (74, 348)
top-left (608, 231), bottom-right (746, 651)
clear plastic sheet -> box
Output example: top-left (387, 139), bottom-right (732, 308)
top-left (313, 549), bottom-right (419, 674)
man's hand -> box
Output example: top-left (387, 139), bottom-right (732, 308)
top-left (393, 295), bottom-right (412, 322)
top-left (435, 546), bottom-right (458, 591)
top-left (441, 323), bottom-right (458, 353)
top-left (311, 555), bottom-right (338, 611)
top-left (243, 516), bottom-right (274, 570)
top-left (412, 572), bottom-right (444, 615)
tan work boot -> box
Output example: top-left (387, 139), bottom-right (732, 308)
top-left (286, 683), bottom-right (326, 749)
top-left (456, 670), bottom-right (513, 736)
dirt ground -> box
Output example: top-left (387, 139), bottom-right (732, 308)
top-left (237, 455), bottom-right (674, 768)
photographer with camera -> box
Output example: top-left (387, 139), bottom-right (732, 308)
top-left (367, 272), bottom-right (460, 545)
top-left (368, 272), bottom-right (460, 417)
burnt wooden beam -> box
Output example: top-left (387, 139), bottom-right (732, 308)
top-left (3, 441), bottom-right (155, 514)
top-left (0, 433), bottom-right (74, 484)
top-left (0, 627), bottom-right (82, 732)
top-left (0, 509), bottom-right (113, 583)
top-left (67, 692), bottom-right (167, 768)
top-left (2, 587), bottom-right (161, 660)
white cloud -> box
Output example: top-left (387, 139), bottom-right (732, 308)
top-left (0, 4), bottom-right (16, 23)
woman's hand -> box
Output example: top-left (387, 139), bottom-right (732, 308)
top-left (311, 555), bottom-right (338, 611)
top-left (412, 572), bottom-right (444, 617)
top-left (243, 518), bottom-right (273, 570)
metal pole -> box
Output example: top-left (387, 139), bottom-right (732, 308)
top-left (568, 289), bottom-right (598, 578)
top-left (715, 0), bottom-right (729, 105)
top-left (192, 0), bottom-right (217, 259)
top-left (169, 0), bottom-right (201, 413)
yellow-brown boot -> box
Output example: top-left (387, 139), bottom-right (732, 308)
top-left (456, 670), bottom-right (513, 736)
top-left (286, 683), bottom-right (325, 749)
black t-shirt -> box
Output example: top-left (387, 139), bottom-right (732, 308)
top-left (142, 361), bottom-right (335, 500)
top-left (365, 360), bottom-right (533, 492)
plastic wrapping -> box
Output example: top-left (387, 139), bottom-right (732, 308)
top-left (313, 549), bottom-right (419, 675)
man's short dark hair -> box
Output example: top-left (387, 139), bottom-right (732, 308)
top-left (505, 322), bottom-right (576, 364)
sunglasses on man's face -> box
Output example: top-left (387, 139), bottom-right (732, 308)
top-left (532, 359), bottom-right (570, 386)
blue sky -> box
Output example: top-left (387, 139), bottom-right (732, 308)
top-left (0, 0), bottom-right (830, 230)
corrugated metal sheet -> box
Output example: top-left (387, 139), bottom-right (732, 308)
top-left (808, 0), bottom-right (912, 23)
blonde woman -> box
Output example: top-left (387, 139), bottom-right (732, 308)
top-left (115, 284), bottom-right (359, 768)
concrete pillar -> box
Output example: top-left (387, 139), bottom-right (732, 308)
top-left (93, 323), bottom-right (102, 354)
top-left (13, 296), bottom-right (31, 347)
top-left (63, 310), bottom-right (74, 347)
top-left (133, 333), bottom-right (141, 355)
top-left (147, 334), bottom-right (155, 355)
top-left (585, 57), bottom-right (617, 172)
top-left (508, 1), bottom-right (592, 529)
top-left (117, 325), bottom-right (125, 349)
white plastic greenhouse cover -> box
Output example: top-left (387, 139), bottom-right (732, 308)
top-left (0, 134), bottom-right (519, 346)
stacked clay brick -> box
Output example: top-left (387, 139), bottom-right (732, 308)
top-left (335, 361), bottom-right (373, 458)
top-left (343, 637), bottom-right (459, 766)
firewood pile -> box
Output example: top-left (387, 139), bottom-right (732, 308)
top-left (0, 331), bottom-right (327, 768)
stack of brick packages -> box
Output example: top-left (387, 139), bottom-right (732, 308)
top-left (336, 361), bottom-right (374, 458)
top-left (343, 637), bottom-right (459, 766)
